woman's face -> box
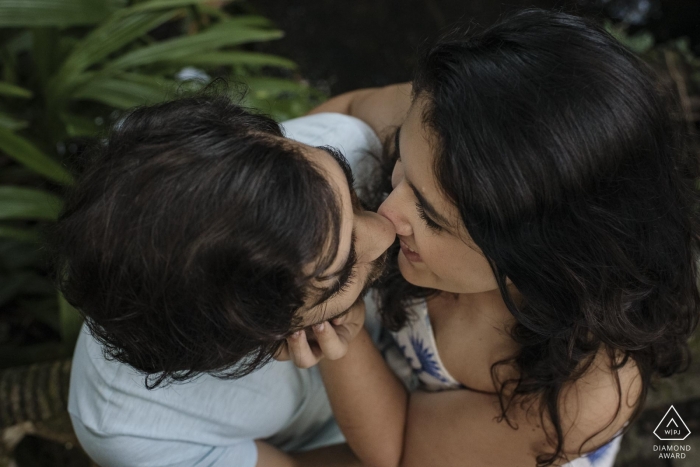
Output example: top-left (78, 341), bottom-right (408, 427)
top-left (378, 98), bottom-right (498, 294)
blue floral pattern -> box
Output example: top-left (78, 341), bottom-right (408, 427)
top-left (390, 301), bottom-right (465, 391)
top-left (388, 298), bottom-right (623, 467)
top-left (584, 440), bottom-right (614, 465)
top-left (409, 335), bottom-right (449, 383)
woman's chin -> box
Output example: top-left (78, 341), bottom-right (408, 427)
top-left (398, 250), bottom-right (430, 287)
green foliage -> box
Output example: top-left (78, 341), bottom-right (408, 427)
top-left (604, 21), bottom-right (655, 55)
top-left (0, 0), bottom-right (323, 367)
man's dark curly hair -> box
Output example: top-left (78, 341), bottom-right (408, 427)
top-left (46, 95), bottom-right (342, 388)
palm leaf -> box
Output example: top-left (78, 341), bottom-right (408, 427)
top-left (223, 15), bottom-right (273, 28)
top-left (0, 186), bottom-right (63, 221)
top-left (0, 82), bottom-right (32, 98)
top-left (118, 0), bottom-right (216, 16)
top-left (52, 10), bottom-right (179, 93)
top-left (175, 51), bottom-right (296, 69)
top-left (0, 0), bottom-right (126, 28)
top-left (104, 22), bottom-right (283, 71)
top-left (59, 113), bottom-right (101, 137)
top-left (0, 112), bottom-right (28, 131)
top-left (0, 128), bottom-right (73, 185)
top-left (72, 73), bottom-right (175, 108)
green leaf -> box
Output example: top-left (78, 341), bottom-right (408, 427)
top-left (118, 0), bottom-right (214, 16)
top-left (245, 76), bottom-right (308, 98)
top-left (4, 30), bottom-right (33, 56)
top-left (0, 112), bottom-right (29, 131)
top-left (32, 27), bottom-right (61, 87)
top-left (242, 78), bottom-right (322, 121)
top-left (72, 73), bottom-right (174, 108)
top-left (104, 23), bottom-right (284, 71)
top-left (176, 51), bottom-right (296, 69)
top-left (59, 292), bottom-right (83, 346)
top-left (196, 4), bottom-right (230, 20)
top-left (0, 186), bottom-right (63, 221)
top-left (52, 10), bottom-right (179, 92)
top-left (223, 15), bottom-right (274, 29)
top-left (60, 113), bottom-right (100, 137)
top-left (0, 0), bottom-right (126, 28)
top-left (0, 225), bottom-right (40, 243)
top-left (606, 22), bottom-right (655, 55)
top-left (0, 128), bottom-right (73, 185)
top-left (0, 81), bottom-right (32, 98)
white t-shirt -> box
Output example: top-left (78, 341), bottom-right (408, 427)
top-left (68, 113), bottom-right (383, 467)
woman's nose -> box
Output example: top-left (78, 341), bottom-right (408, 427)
top-left (377, 189), bottom-right (413, 237)
top-left (356, 210), bottom-right (395, 262)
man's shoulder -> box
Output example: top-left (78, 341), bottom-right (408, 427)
top-left (68, 325), bottom-right (308, 440)
top-left (281, 112), bottom-right (382, 167)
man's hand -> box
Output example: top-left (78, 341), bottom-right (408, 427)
top-left (274, 300), bottom-right (366, 369)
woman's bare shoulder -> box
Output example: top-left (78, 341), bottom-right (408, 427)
top-left (557, 349), bottom-right (643, 456)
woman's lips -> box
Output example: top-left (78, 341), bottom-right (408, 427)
top-left (399, 239), bottom-right (422, 262)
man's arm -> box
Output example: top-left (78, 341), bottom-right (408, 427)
top-left (307, 84), bottom-right (413, 140)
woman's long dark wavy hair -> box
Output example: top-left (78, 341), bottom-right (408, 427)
top-left (373, 9), bottom-right (700, 466)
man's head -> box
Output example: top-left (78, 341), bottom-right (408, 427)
top-left (49, 95), bottom-right (394, 388)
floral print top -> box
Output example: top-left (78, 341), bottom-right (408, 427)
top-left (389, 298), bottom-right (623, 467)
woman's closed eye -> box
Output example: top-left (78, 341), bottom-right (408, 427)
top-left (416, 202), bottom-right (442, 232)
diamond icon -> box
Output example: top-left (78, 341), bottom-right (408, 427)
top-left (653, 405), bottom-right (691, 441)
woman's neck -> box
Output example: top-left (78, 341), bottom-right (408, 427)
top-left (429, 286), bottom-right (522, 391)
top-left (445, 284), bottom-right (521, 328)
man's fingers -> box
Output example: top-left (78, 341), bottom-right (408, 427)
top-left (286, 331), bottom-right (321, 369)
top-left (313, 322), bottom-right (348, 360)
top-left (273, 342), bottom-right (291, 361)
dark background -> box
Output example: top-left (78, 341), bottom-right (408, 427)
top-left (252, 0), bottom-right (700, 94)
